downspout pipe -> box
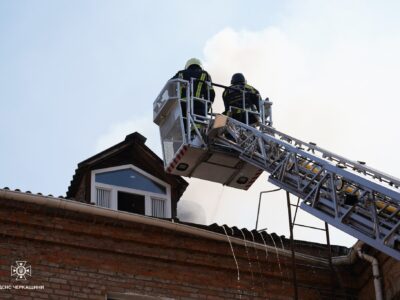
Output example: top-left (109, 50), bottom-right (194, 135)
top-left (357, 248), bottom-right (383, 300)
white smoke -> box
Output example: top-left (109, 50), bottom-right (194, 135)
top-left (182, 13), bottom-right (400, 246)
top-left (177, 200), bottom-right (207, 224)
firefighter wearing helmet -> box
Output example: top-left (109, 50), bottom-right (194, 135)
top-left (171, 58), bottom-right (215, 118)
top-left (222, 73), bottom-right (261, 126)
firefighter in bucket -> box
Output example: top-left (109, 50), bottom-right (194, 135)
top-left (222, 73), bottom-right (261, 127)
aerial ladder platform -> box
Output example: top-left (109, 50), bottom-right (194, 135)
top-left (153, 78), bottom-right (400, 261)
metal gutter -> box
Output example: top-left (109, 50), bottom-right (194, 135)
top-left (331, 241), bottom-right (363, 265)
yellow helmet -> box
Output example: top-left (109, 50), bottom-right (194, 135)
top-left (185, 58), bottom-right (202, 69)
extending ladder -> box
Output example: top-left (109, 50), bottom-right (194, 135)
top-left (153, 79), bottom-right (400, 260)
top-left (209, 115), bottom-right (400, 260)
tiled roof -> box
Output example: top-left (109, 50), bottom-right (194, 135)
top-left (174, 220), bottom-right (350, 257)
top-left (1, 186), bottom-right (67, 199)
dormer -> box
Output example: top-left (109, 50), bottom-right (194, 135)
top-left (66, 132), bottom-right (188, 218)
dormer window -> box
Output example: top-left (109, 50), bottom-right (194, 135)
top-left (91, 165), bottom-right (171, 218)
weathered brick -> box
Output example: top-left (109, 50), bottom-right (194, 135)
top-left (0, 196), bottom-right (382, 300)
top-left (73, 292), bottom-right (88, 298)
top-left (30, 292), bottom-right (48, 299)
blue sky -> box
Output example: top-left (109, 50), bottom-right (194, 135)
top-left (1, 1), bottom-right (400, 246)
top-left (0, 0), bottom-right (285, 194)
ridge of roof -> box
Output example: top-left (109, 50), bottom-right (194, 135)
top-left (66, 131), bottom-right (188, 199)
top-left (78, 132), bottom-right (148, 168)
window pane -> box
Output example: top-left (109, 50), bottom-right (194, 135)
top-left (151, 198), bottom-right (165, 218)
top-left (95, 168), bottom-right (166, 194)
top-left (96, 188), bottom-right (111, 208)
top-left (117, 191), bottom-right (145, 214)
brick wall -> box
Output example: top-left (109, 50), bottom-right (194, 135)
top-left (0, 196), bottom-right (357, 299)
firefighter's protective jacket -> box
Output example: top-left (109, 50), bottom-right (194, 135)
top-left (172, 66), bottom-right (215, 117)
top-left (222, 83), bottom-right (261, 124)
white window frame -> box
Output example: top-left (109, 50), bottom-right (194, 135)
top-left (151, 197), bottom-right (166, 218)
top-left (95, 186), bottom-right (112, 208)
top-left (91, 164), bottom-right (172, 218)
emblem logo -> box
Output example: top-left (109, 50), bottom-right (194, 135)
top-left (11, 261), bottom-right (32, 280)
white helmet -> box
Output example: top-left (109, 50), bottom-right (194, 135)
top-left (185, 58), bottom-right (202, 69)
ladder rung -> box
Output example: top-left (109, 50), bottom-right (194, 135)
top-left (293, 223), bottom-right (326, 231)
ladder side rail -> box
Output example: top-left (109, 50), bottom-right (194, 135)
top-left (248, 154), bottom-right (400, 259)
top-left (263, 126), bottom-right (400, 188)
top-left (261, 125), bottom-right (382, 179)
top-left (226, 119), bottom-right (400, 201)
top-left (275, 138), bottom-right (400, 203)
top-left (267, 134), bottom-right (400, 203)
top-left (267, 158), bottom-right (400, 243)
top-left (273, 176), bottom-right (398, 241)
top-left (215, 119), bottom-right (379, 198)
top-left (300, 202), bottom-right (400, 261)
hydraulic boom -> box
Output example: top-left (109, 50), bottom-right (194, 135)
top-left (153, 79), bottom-right (400, 260)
